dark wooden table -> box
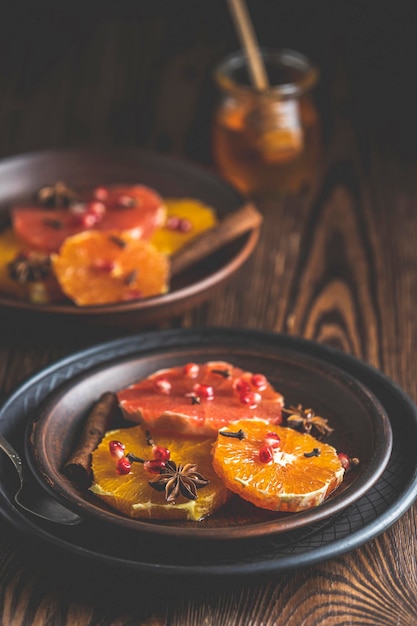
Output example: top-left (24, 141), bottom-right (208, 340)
top-left (1, 2), bottom-right (417, 624)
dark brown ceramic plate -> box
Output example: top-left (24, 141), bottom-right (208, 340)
top-left (0, 149), bottom-right (259, 328)
top-left (26, 329), bottom-right (393, 541)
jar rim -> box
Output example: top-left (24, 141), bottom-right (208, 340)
top-left (214, 48), bottom-right (319, 99)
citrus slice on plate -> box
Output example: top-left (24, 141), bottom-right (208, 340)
top-left (12, 184), bottom-right (166, 253)
top-left (212, 419), bottom-right (344, 512)
top-left (90, 425), bottom-right (230, 521)
top-left (52, 230), bottom-right (169, 306)
top-left (150, 198), bottom-right (217, 255)
top-left (117, 361), bottom-right (284, 437)
top-left (0, 228), bottom-right (64, 303)
top-left (0, 228), bottom-right (31, 299)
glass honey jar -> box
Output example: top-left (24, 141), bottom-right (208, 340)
top-left (211, 48), bottom-right (321, 198)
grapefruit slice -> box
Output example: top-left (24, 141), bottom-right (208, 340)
top-left (212, 419), bottom-right (344, 512)
top-left (12, 184), bottom-right (166, 253)
top-left (117, 361), bottom-right (284, 437)
top-left (90, 425), bottom-right (230, 521)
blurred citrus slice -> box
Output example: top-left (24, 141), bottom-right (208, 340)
top-left (117, 361), bottom-right (284, 437)
top-left (0, 228), bottom-right (29, 299)
top-left (212, 419), bottom-right (344, 512)
top-left (52, 230), bottom-right (169, 306)
top-left (12, 184), bottom-right (166, 253)
top-left (90, 425), bottom-right (229, 521)
top-left (0, 228), bottom-right (63, 303)
top-left (150, 198), bottom-right (217, 255)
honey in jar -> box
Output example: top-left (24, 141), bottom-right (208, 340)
top-left (212, 49), bottom-right (321, 197)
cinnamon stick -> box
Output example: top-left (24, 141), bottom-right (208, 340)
top-left (170, 203), bottom-right (263, 277)
top-left (62, 391), bottom-right (119, 488)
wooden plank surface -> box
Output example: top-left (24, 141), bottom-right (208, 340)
top-left (1, 2), bottom-right (417, 624)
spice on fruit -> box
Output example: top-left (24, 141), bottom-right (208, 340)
top-left (304, 448), bottom-right (321, 458)
top-left (148, 460), bottom-right (209, 502)
top-left (7, 251), bottom-right (52, 283)
top-left (36, 181), bottom-right (78, 207)
top-left (108, 235), bottom-right (127, 249)
top-left (283, 404), bottom-right (334, 437)
top-left (211, 368), bottom-right (231, 378)
top-left (219, 428), bottom-right (246, 440)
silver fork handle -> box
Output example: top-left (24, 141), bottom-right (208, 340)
top-left (0, 434), bottom-right (24, 483)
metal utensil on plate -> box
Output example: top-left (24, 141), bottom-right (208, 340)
top-left (0, 434), bottom-right (82, 525)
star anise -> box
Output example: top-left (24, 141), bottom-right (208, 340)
top-left (7, 251), bottom-right (52, 283)
top-left (148, 460), bottom-right (209, 502)
top-left (36, 181), bottom-right (78, 207)
top-left (283, 404), bottom-right (334, 437)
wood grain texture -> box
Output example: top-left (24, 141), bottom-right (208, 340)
top-left (1, 2), bottom-right (417, 624)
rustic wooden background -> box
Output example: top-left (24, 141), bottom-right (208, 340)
top-left (1, 1), bottom-right (417, 624)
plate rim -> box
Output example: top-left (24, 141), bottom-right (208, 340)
top-left (1, 327), bottom-right (416, 576)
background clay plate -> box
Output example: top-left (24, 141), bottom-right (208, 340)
top-left (0, 329), bottom-right (415, 575)
top-left (25, 329), bottom-right (392, 540)
top-left (0, 149), bottom-right (259, 328)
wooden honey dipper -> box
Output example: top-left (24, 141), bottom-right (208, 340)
top-left (226, 0), bottom-right (304, 164)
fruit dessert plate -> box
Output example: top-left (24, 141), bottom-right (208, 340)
top-left (24, 333), bottom-right (393, 540)
top-left (0, 149), bottom-right (260, 327)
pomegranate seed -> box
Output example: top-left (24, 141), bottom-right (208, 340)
top-left (80, 212), bottom-right (99, 228)
top-left (233, 378), bottom-right (251, 394)
top-left (144, 459), bottom-right (165, 474)
top-left (264, 432), bottom-right (281, 448)
top-left (154, 378), bottom-right (171, 394)
top-left (109, 440), bottom-right (125, 459)
top-left (193, 383), bottom-right (214, 399)
top-left (338, 452), bottom-right (351, 470)
top-left (93, 186), bottom-right (109, 201)
top-left (78, 201), bottom-right (107, 227)
top-left (259, 445), bottom-right (273, 464)
top-left (251, 373), bottom-right (267, 390)
top-left (92, 258), bottom-right (115, 272)
top-left (87, 201), bottom-right (106, 217)
top-left (178, 218), bottom-right (192, 232)
top-left (166, 216), bottom-right (181, 230)
top-left (183, 363), bottom-right (199, 378)
top-left (239, 391), bottom-right (262, 408)
top-left (117, 195), bottom-right (135, 208)
top-left (122, 289), bottom-right (143, 301)
top-left (116, 456), bottom-right (132, 475)
top-left (152, 445), bottom-right (170, 461)
top-left (69, 202), bottom-right (87, 216)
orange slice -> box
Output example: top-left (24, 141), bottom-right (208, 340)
top-left (0, 228), bottom-right (63, 303)
top-left (212, 419), bottom-right (344, 512)
top-left (51, 230), bottom-right (169, 306)
top-left (90, 425), bottom-right (229, 521)
top-left (150, 198), bottom-right (217, 256)
top-left (0, 229), bottom-right (29, 299)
